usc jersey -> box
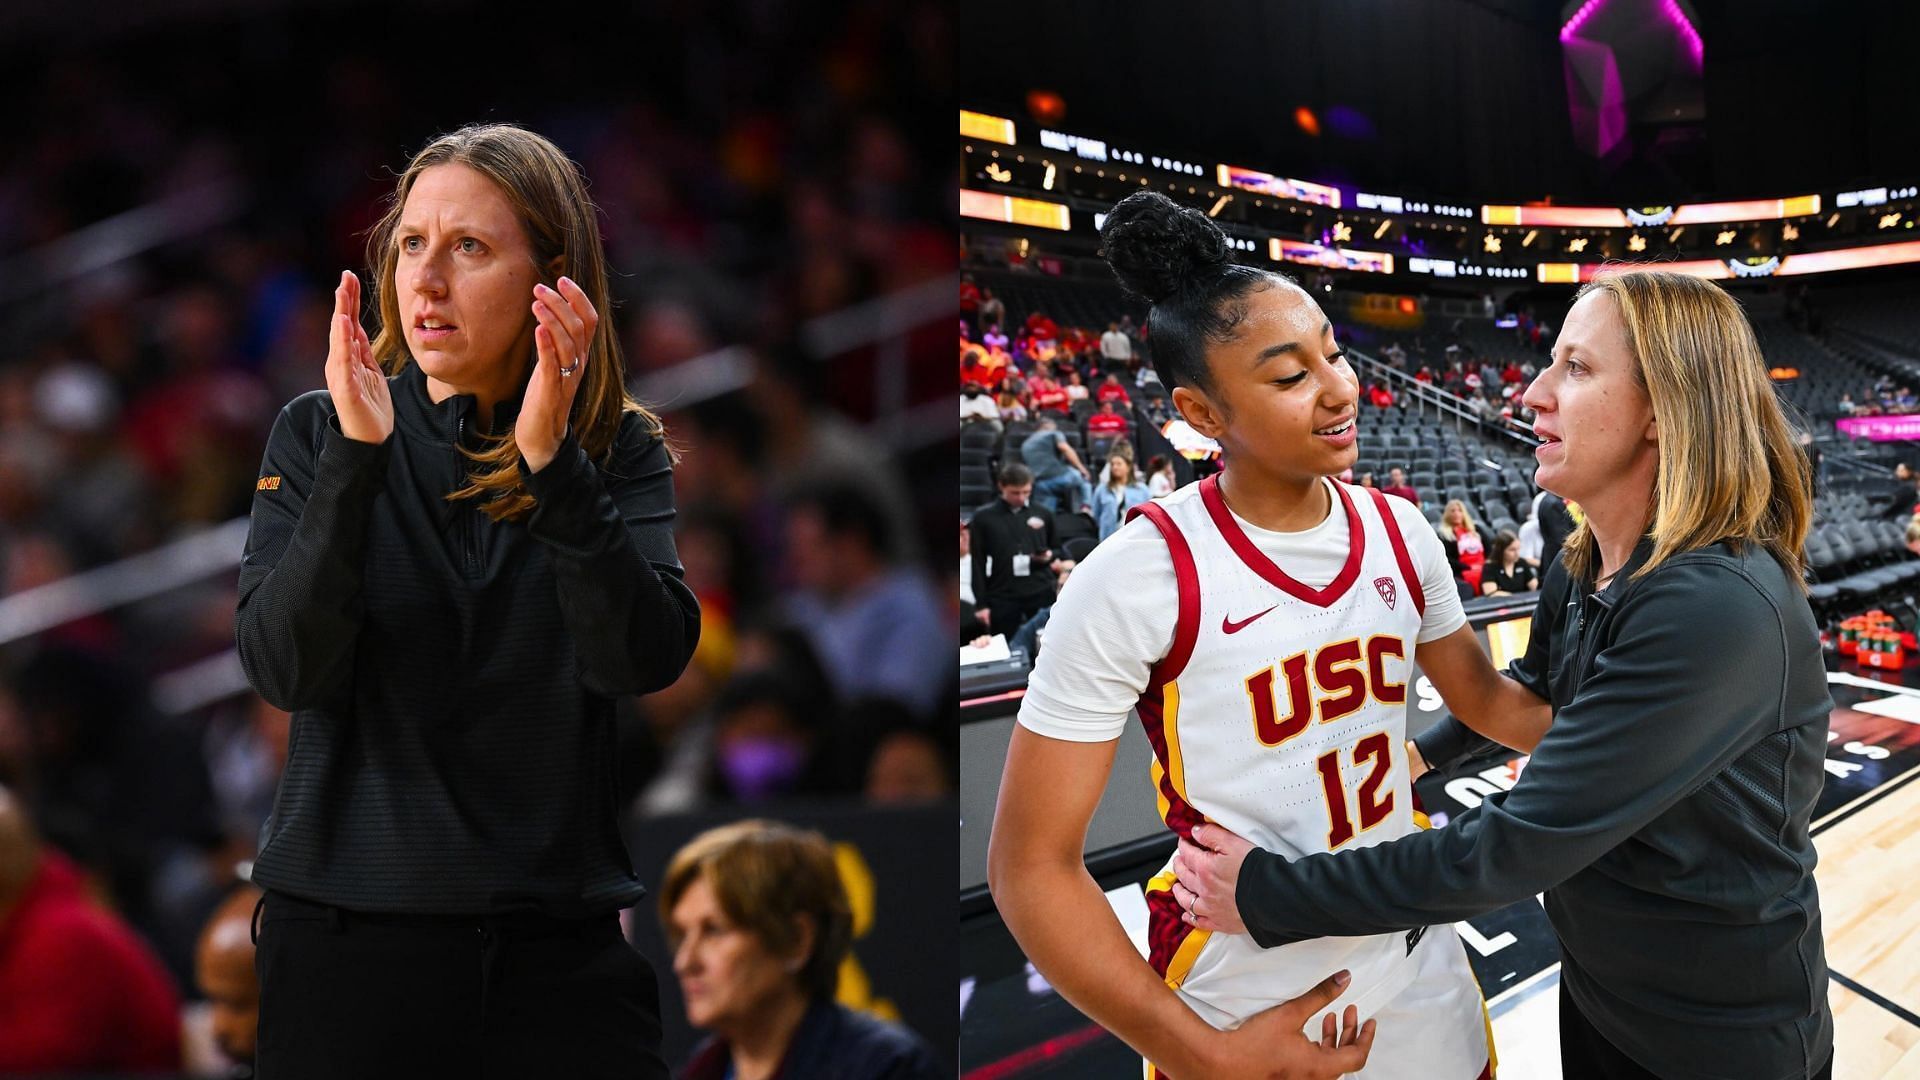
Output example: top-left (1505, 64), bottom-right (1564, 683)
top-left (1053, 473), bottom-right (1492, 1078)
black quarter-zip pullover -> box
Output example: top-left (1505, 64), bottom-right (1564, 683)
top-left (236, 362), bottom-right (699, 916)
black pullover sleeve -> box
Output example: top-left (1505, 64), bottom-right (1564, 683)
top-left (517, 419), bottom-right (700, 696)
top-left (235, 397), bottom-right (390, 711)
top-left (1237, 559), bottom-right (1796, 948)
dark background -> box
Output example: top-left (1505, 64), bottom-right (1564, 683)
top-left (959, 0), bottom-right (1920, 204)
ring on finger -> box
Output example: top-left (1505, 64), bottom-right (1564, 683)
top-left (559, 356), bottom-right (581, 377)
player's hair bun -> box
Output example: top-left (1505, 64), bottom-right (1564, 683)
top-left (1100, 190), bottom-right (1230, 304)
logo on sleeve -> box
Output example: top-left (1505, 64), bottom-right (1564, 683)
top-left (256, 476), bottom-right (281, 492)
top-left (1374, 576), bottom-right (1398, 610)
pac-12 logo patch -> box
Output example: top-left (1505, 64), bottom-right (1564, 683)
top-left (1374, 576), bottom-right (1397, 610)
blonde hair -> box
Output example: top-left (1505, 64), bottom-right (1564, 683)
top-left (1440, 500), bottom-right (1478, 536)
top-left (365, 123), bottom-right (667, 523)
top-left (1559, 270), bottom-right (1811, 588)
top-left (657, 820), bottom-right (853, 1001)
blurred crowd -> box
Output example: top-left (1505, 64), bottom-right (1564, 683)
top-left (0, 0), bottom-right (953, 1074)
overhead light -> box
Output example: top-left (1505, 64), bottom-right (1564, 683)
top-left (1782, 223), bottom-right (1798, 241)
top-left (1628, 234), bottom-right (1646, 252)
top-left (1669, 226), bottom-right (1684, 242)
top-left (1716, 229), bottom-right (1736, 246)
top-left (1826, 213), bottom-right (1840, 227)
top-left (1522, 229), bottom-right (1537, 247)
top-left (1568, 238), bottom-right (1588, 253)
top-left (1042, 162), bottom-right (1056, 191)
top-left (1332, 221), bottom-right (1353, 242)
top-left (1209, 194), bottom-right (1232, 217)
top-left (1373, 219), bottom-right (1392, 239)
top-left (1881, 212), bottom-right (1902, 229)
top-left (1484, 234), bottom-right (1502, 253)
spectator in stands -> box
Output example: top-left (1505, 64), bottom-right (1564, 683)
top-left (661, 820), bottom-right (941, 1080)
top-left (1439, 499), bottom-right (1486, 597)
top-left (707, 670), bottom-right (831, 804)
top-left (1536, 491), bottom-right (1578, 570)
top-left (983, 321), bottom-right (1009, 352)
top-left (1025, 310), bottom-right (1060, 351)
top-left (1838, 392), bottom-right (1855, 415)
top-left (960, 381), bottom-right (1001, 434)
top-left (1357, 472), bottom-right (1376, 489)
top-left (1480, 360), bottom-right (1501, 393)
top-left (1382, 467), bottom-right (1418, 506)
top-left (1096, 371), bottom-right (1132, 406)
top-left (959, 345), bottom-right (1005, 392)
top-left (0, 784), bottom-right (182, 1073)
top-left (979, 289), bottom-right (1007, 337)
top-left (1087, 399), bottom-right (1131, 445)
top-left (959, 274), bottom-right (980, 335)
top-left (782, 485), bottom-right (949, 718)
top-left (1415, 364), bottom-right (1435, 385)
top-left (195, 882), bottom-right (263, 1071)
top-left (1501, 361), bottom-right (1525, 387)
top-left (1884, 463), bottom-right (1918, 521)
top-left (1100, 321), bottom-right (1134, 368)
top-left (864, 723), bottom-right (956, 805)
top-left (1028, 365), bottom-right (1071, 417)
top-left (1383, 340), bottom-right (1407, 369)
top-left (959, 518), bottom-right (992, 643)
top-left (1518, 495), bottom-right (1545, 567)
top-left (1480, 530), bottom-right (1539, 596)
top-left (1145, 455), bottom-right (1177, 497)
top-left (1063, 369), bottom-right (1090, 404)
top-left (1020, 416), bottom-right (1093, 515)
top-left (1091, 454), bottom-right (1151, 541)
top-left (996, 379), bottom-right (1030, 423)
top-left (969, 463), bottom-right (1059, 638)
top-left (1367, 381), bottom-right (1394, 410)
top-left (1905, 516), bottom-right (1920, 558)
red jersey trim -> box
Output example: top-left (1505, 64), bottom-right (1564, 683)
top-left (1198, 473), bottom-right (1365, 608)
top-left (1368, 488), bottom-right (1427, 618)
top-left (1128, 500), bottom-right (1200, 687)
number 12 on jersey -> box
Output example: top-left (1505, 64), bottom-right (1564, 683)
top-left (1315, 732), bottom-right (1394, 848)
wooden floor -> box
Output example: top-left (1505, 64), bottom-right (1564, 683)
top-left (1489, 769), bottom-right (1920, 1079)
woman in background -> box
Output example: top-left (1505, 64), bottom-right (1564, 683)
top-left (1090, 453), bottom-right (1151, 541)
top-left (661, 820), bottom-right (940, 1079)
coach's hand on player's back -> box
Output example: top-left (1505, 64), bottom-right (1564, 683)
top-left (326, 270), bottom-right (394, 444)
top-left (1201, 969), bottom-right (1377, 1078)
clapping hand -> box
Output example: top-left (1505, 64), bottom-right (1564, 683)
top-left (326, 271), bottom-right (393, 445)
top-left (517, 276), bottom-right (596, 473)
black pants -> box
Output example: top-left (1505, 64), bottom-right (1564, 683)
top-left (253, 890), bottom-right (667, 1080)
top-left (1559, 988), bottom-right (1832, 1080)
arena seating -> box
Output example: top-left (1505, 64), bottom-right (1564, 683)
top-left (961, 266), bottom-right (1920, 628)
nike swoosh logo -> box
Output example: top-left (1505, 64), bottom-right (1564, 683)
top-left (1222, 605), bottom-right (1278, 634)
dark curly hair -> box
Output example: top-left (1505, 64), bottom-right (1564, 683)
top-left (1100, 190), bottom-right (1293, 395)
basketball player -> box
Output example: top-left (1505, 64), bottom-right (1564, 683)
top-left (988, 190), bottom-right (1525, 1079)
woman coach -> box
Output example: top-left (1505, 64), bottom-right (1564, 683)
top-left (1174, 270), bottom-right (1834, 1080)
top-left (235, 124), bottom-right (699, 1078)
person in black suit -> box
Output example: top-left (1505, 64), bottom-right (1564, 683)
top-left (967, 463), bottom-right (1058, 639)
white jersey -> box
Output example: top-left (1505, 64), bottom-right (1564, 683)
top-left (1022, 474), bottom-right (1491, 1079)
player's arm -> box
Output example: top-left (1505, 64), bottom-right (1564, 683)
top-left (990, 526), bottom-right (1372, 1077)
top-left (989, 729), bottom-right (1373, 1077)
top-left (988, 729), bottom-right (1221, 1072)
top-left (1413, 624), bottom-right (1552, 758)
